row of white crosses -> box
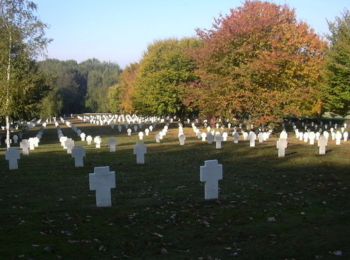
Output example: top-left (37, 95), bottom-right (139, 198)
top-left (89, 159), bottom-right (222, 207)
top-left (5, 127), bottom-right (44, 170)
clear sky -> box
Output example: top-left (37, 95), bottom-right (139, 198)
top-left (35, 0), bottom-right (349, 68)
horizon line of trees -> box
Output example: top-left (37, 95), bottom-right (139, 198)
top-left (1, 0), bottom-right (350, 131)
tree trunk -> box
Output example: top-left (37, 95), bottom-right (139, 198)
top-left (6, 31), bottom-right (12, 149)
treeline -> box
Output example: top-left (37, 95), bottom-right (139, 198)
top-left (38, 59), bottom-right (121, 117)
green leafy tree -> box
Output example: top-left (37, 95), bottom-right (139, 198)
top-left (0, 0), bottom-right (50, 147)
top-left (324, 10), bottom-right (350, 116)
top-left (133, 38), bottom-right (200, 117)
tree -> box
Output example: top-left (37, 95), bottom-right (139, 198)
top-left (0, 0), bottom-right (50, 147)
top-left (190, 0), bottom-right (327, 124)
top-left (133, 38), bottom-right (200, 117)
top-left (324, 10), bottom-right (350, 116)
top-left (117, 63), bottom-right (139, 113)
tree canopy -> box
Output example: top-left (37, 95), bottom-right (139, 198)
top-left (324, 10), bottom-right (350, 116)
top-left (189, 0), bottom-right (327, 124)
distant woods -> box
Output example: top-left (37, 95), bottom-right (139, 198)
top-left (38, 59), bottom-right (121, 117)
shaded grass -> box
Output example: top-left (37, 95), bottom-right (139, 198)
top-left (0, 122), bottom-right (349, 259)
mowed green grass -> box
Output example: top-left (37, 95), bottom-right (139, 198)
top-left (0, 120), bottom-right (349, 259)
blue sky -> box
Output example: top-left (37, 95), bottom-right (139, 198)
top-left (35, 0), bottom-right (349, 68)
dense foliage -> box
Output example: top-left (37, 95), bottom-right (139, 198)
top-left (324, 11), bottom-right (350, 116)
top-left (189, 1), bottom-right (327, 124)
top-left (132, 39), bottom-right (200, 117)
top-left (38, 59), bottom-right (121, 116)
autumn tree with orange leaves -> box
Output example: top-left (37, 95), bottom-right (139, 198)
top-left (189, 0), bottom-right (327, 124)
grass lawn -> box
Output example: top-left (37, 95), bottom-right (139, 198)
top-left (0, 119), bottom-right (349, 259)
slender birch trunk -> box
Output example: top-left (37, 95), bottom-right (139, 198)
top-left (6, 31), bottom-right (12, 149)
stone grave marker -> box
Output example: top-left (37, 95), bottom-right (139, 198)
top-left (200, 160), bottom-right (223, 200)
top-left (94, 136), bottom-right (102, 148)
top-left (127, 128), bottom-right (132, 136)
top-left (72, 146), bottom-right (85, 167)
top-left (318, 135), bottom-right (327, 155)
top-left (86, 135), bottom-right (93, 145)
top-left (201, 132), bottom-right (207, 142)
top-left (222, 132), bottom-right (228, 142)
top-left (20, 139), bottom-right (29, 155)
top-left (179, 134), bottom-right (186, 145)
top-left (133, 142), bottom-right (147, 164)
top-left (214, 133), bottom-right (223, 149)
top-left (276, 138), bottom-right (288, 157)
top-left (80, 132), bottom-right (86, 141)
top-left (89, 166), bottom-right (116, 207)
top-left (13, 135), bottom-right (18, 144)
top-left (65, 138), bottom-right (75, 154)
top-left (207, 132), bottom-right (214, 144)
top-left (233, 132), bottom-right (240, 144)
top-left (335, 131), bottom-right (342, 145)
top-left (138, 131), bottom-right (144, 141)
top-left (145, 128), bottom-right (150, 136)
top-left (5, 147), bottom-right (20, 170)
top-left (344, 131), bottom-right (348, 141)
top-left (109, 138), bottom-right (117, 152)
top-left (309, 132), bottom-right (316, 145)
top-left (249, 131), bottom-right (256, 147)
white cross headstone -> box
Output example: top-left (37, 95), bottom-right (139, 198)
top-left (309, 132), bottom-right (316, 145)
top-left (276, 138), bottom-right (288, 157)
top-left (71, 146), bottom-right (85, 167)
top-left (242, 131), bottom-right (248, 141)
top-left (127, 128), bottom-right (132, 136)
top-left (201, 132), bottom-right (207, 142)
top-left (5, 148), bottom-right (20, 170)
top-left (109, 138), bottom-right (117, 152)
top-left (13, 135), bottom-right (18, 144)
top-left (335, 131), bottom-right (342, 145)
top-left (155, 133), bottom-right (161, 143)
top-left (89, 166), bottom-right (116, 207)
top-left (133, 142), bottom-right (147, 164)
top-left (200, 160), bottom-right (223, 200)
top-left (343, 131), bottom-right (348, 141)
top-left (214, 133), bottom-right (223, 149)
top-left (233, 132), bottom-right (240, 143)
top-left (258, 132), bottom-right (264, 143)
top-left (222, 132), bottom-right (228, 142)
top-left (145, 128), bottom-right (150, 136)
top-left (80, 132), bottom-right (86, 141)
top-left (86, 135), bottom-right (93, 145)
top-left (318, 135), bottom-right (327, 155)
top-left (249, 131), bottom-right (256, 147)
top-left (65, 139), bottom-right (75, 154)
top-left (138, 131), bottom-right (144, 141)
top-left (20, 139), bottom-right (29, 155)
top-left (207, 133), bottom-right (214, 144)
top-left (94, 136), bottom-right (102, 149)
top-left (29, 138), bottom-right (36, 150)
top-left (179, 134), bottom-right (186, 145)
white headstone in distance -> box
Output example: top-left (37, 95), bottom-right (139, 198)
top-left (242, 131), bottom-right (248, 141)
top-left (29, 138), bottom-right (36, 150)
top-left (222, 132), bottom-right (228, 142)
top-left (200, 160), bottom-right (223, 200)
top-left (109, 138), bottom-right (117, 152)
top-left (138, 131), bottom-right (144, 141)
top-left (335, 131), bottom-right (342, 145)
top-left (201, 132), bottom-right (207, 142)
top-left (133, 142), bottom-right (147, 164)
top-left (5, 147), bottom-right (20, 170)
top-left (20, 139), bottom-right (29, 155)
top-left (80, 132), bottom-right (86, 141)
top-left (233, 132), bottom-right (240, 144)
top-left (71, 146), bottom-right (85, 167)
top-left (127, 128), bottom-right (132, 136)
top-left (276, 138), bottom-right (288, 157)
top-left (179, 134), bottom-right (186, 145)
top-left (207, 133), bottom-right (214, 144)
top-left (309, 131), bottom-right (316, 145)
top-left (258, 132), bottom-right (264, 143)
top-left (65, 138), bottom-right (75, 154)
top-left (13, 135), bottom-right (18, 144)
top-left (89, 166), bottom-right (116, 207)
top-left (94, 136), bottom-right (102, 149)
top-left (214, 133), bottom-right (223, 149)
top-left (343, 131), bottom-right (348, 141)
top-left (145, 128), bottom-right (150, 136)
top-left (155, 133), bottom-right (161, 143)
top-left (318, 135), bottom-right (327, 155)
top-left (249, 131), bottom-right (256, 147)
top-left (86, 135), bottom-right (93, 145)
